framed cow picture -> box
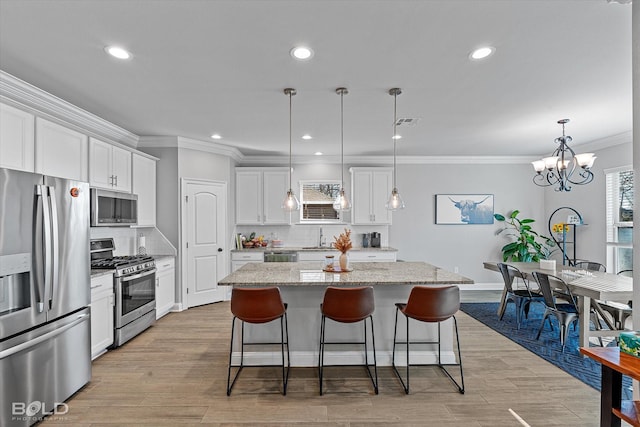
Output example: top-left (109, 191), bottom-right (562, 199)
top-left (435, 194), bottom-right (494, 224)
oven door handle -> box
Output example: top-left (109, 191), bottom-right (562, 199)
top-left (120, 269), bottom-right (157, 282)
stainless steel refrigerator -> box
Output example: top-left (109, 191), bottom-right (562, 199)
top-left (0, 168), bottom-right (91, 426)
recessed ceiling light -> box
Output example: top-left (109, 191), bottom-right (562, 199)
top-left (211, 134), bottom-right (222, 140)
top-left (302, 134), bottom-right (312, 140)
top-left (469, 46), bottom-right (495, 60)
top-left (290, 46), bottom-right (314, 60)
top-left (314, 152), bottom-right (323, 156)
top-left (105, 45), bottom-right (131, 60)
top-left (392, 134), bottom-right (402, 140)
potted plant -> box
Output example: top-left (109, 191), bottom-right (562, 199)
top-left (494, 210), bottom-right (556, 262)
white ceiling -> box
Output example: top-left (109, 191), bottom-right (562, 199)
top-left (0, 0), bottom-right (633, 159)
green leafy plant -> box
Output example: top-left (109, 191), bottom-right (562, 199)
top-left (494, 210), bottom-right (556, 262)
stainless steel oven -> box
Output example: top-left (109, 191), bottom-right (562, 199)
top-left (114, 267), bottom-right (156, 346)
top-left (90, 238), bottom-right (156, 348)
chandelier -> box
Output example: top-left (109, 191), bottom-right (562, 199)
top-left (531, 119), bottom-right (596, 192)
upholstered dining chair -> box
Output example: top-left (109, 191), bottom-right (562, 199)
top-left (227, 287), bottom-right (290, 396)
top-left (497, 263), bottom-right (545, 329)
top-left (532, 271), bottom-right (579, 352)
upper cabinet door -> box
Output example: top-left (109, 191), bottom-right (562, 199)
top-left (263, 170), bottom-right (290, 224)
top-left (352, 170), bottom-right (373, 224)
top-left (350, 167), bottom-right (393, 225)
top-left (89, 138), bottom-right (112, 189)
top-left (89, 138), bottom-right (132, 192)
top-left (371, 170), bottom-right (392, 224)
top-left (111, 145), bottom-right (132, 192)
top-left (236, 170), bottom-right (262, 224)
top-left (35, 118), bottom-right (88, 181)
top-left (0, 103), bottom-right (35, 172)
top-left (132, 154), bottom-right (156, 227)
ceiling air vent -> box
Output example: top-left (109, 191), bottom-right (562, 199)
top-left (395, 118), bottom-right (420, 127)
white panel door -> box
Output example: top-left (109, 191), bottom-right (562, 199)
top-left (0, 103), bottom-right (35, 172)
top-left (185, 181), bottom-right (227, 308)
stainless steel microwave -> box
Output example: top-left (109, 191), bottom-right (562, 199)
top-left (90, 188), bottom-right (138, 226)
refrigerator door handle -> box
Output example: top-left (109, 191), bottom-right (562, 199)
top-left (33, 185), bottom-right (47, 313)
top-left (0, 313), bottom-right (89, 360)
top-left (41, 184), bottom-right (53, 311)
top-left (48, 186), bottom-right (60, 309)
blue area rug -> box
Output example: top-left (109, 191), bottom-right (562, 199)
top-left (460, 302), bottom-right (632, 396)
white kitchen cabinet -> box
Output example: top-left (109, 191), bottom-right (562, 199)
top-left (90, 273), bottom-right (114, 360)
top-left (132, 153), bottom-right (156, 226)
top-left (35, 117), bottom-right (88, 181)
top-left (231, 251), bottom-right (264, 272)
top-left (235, 168), bottom-right (290, 225)
top-left (296, 250), bottom-right (339, 262)
top-left (0, 103), bottom-right (35, 172)
top-left (89, 137), bottom-right (132, 192)
top-left (155, 257), bottom-right (175, 319)
top-left (350, 168), bottom-right (393, 225)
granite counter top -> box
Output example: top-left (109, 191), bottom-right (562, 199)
top-left (218, 261), bottom-right (473, 287)
top-left (230, 247), bottom-right (398, 253)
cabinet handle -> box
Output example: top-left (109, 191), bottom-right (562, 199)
top-left (162, 263), bottom-right (171, 267)
top-left (109, 175), bottom-right (114, 186)
top-left (114, 175), bottom-right (118, 186)
top-left (156, 278), bottom-right (159, 287)
top-left (90, 284), bottom-right (102, 290)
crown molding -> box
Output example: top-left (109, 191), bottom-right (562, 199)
top-left (571, 130), bottom-right (632, 153)
top-left (0, 70), bottom-right (139, 147)
top-left (138, 136), bottom-right (244, 162)
top-left (237, 154), bottom-right (536, 166)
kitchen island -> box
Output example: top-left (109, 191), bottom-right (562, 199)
top-left (219, 262), bottom-right (473, 367)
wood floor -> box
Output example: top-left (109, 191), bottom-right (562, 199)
top-left (42, 300), bottom-right (605, 426)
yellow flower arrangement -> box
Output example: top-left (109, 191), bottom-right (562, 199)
top-left (552, 223), bottom-right (571, 233)
top-left (333, 228), bottom-right (353, 254)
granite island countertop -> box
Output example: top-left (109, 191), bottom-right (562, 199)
top-left (219, 261), bottom-right (473, 287)
top-left (230, 246), bottom-right (398, 253)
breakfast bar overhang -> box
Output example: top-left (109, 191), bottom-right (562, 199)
top-left (219, 261), bottom-right (474, 367)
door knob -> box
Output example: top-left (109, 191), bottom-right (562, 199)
top-left (218, 248), bottom-right (223, 252)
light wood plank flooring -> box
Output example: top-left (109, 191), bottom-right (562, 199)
top-left (41, 301), bottom-right (605, 426)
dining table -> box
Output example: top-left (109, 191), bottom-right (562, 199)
top-left (483, 261), bottom-right (634, 349)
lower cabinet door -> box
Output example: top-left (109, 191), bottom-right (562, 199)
top-left (156, 268), bottom-right (176, 319)
top-left (90, 291), bottom-right (114, 359)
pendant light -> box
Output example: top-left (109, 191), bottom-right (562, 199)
top-left (333, 87), bottom-right (351, 211)
top-left (386, 88), bottom-right (405, 210)
top-left (282, 88), bottom-right (300, 211)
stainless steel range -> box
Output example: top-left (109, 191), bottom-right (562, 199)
top-left (90, 239), bottom-right (156, 347)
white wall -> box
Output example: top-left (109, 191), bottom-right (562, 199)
top-left (388, 163), bottom-right (546, 282)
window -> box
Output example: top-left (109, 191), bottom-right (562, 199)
top-left (606, 167), bottom-right (633, 274)
top-left (299, 181), bottom-right (342, 223)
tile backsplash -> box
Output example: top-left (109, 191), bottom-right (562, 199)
top-left (90, 227), bottom-right (176, 256)
top-left (234, 224), bottom-right (390, 249)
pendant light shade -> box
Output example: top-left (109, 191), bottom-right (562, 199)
top-left (333, 87), bottom-right (351, 212)
top-left (282, 88), bottom-right (300, 212)
top-left (386, 88), bottom-right (405, 211)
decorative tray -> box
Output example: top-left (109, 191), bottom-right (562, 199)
top-left (323, 267), bottom-right (352, 273)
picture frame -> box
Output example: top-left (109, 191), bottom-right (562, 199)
top-left (435, 194), bottom-right (494, 225)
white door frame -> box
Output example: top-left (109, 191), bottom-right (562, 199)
top-left (179, 177), bottom-right (228, 308)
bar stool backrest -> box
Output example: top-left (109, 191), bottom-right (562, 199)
top-left (231, 287), bottom-right (285, 323)
top-left (322, 286), bottom-right (374, 323)
top-left (403, 285), bottom-right (460, 322)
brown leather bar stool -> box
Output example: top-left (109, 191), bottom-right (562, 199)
top-left (392, 285), bottom-right (464, 394)
top-left (227, 287), bottom-right (290, 396)
top-left (318, 286), bottom-right (378, 395)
